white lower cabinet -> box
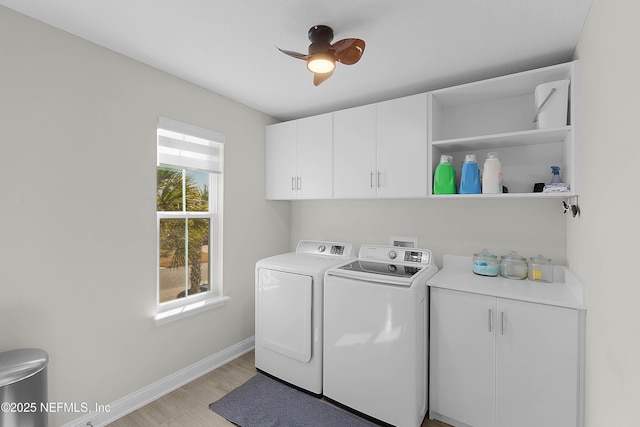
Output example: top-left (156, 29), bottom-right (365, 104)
top-left (430, 287), bottom-right (583, 427)
top-left (430, 289), bottom-right (496, 427)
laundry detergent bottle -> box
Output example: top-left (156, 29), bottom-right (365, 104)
top-left (482, 152), bottom-right (502, 194)
top-left (459, 154), bottom-right (481, 194)
top-left (433, 154), bottom-right (456, 194)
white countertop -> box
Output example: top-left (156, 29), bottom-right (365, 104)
top-left (428, 255), bottom-right (586, 310)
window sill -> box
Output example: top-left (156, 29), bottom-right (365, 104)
top-left (154, 295), bottom-right (230, 326)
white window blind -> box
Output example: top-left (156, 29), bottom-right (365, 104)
top-left (157, 117), bottom-right (224, 174)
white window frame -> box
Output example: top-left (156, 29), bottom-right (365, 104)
top-left (154, 117), bottom-right (229, 325)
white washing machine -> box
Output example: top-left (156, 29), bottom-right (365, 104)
top-left (323, 245), bottom-right (439, 427)
top-left (255, 240), bottom-right (354, 395)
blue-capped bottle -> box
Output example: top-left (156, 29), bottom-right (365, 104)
top-left (459, 154), bottom-right (481, 194)
top-left (550, 166), bottom-right (563, 183)
top-left (543, 165), bottom-right (570, 193)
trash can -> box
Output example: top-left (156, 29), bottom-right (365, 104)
top-left (0, 348), bottom-right (48, 427)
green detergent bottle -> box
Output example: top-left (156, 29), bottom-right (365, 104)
top-left (433, 155), bottom-right (456, 194)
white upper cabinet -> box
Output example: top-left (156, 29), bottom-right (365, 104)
top-left (428, 61), bottom-right (578, 198)
top-left (265, 61), bottom-right (578, 201)
top-left (333, 93), bottom-right (428, 199)
top-left (333, 104), bottom-right (377, 198)
top-left (265, 113), bottom-right (333, 200)
top-left (265, 120), bottom-right (297, 200)
top-left (296, 114), bottom-right (333, 199)
top-left (377, 93), bottom-right (428, 198)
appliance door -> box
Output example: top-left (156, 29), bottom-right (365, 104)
top-left (326, 261), bottom-right (418, 286)
top-left (323, 275), bottom-right (428, 427)
top-left (257, 269), bottom-right (312, 362)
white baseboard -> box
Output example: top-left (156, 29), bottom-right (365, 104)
top-left (62, 336), bottom-right (255, 427)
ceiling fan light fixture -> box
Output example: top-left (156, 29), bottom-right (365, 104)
top-left (307, 54), bottom-right (335, 74)
top-left (278, 25), bottom-right (364, 84)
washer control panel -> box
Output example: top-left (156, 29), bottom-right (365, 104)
top-left (360, 245), bottom-right (432, 265)
top-left (404, 250), bottom-right (429, 263)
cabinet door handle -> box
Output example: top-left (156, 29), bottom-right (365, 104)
top-left (291, 176), bottom-right (296, 191)
top-left (297, 176), bottom-right (302, 191)
top-left (488, 309), bottom-right (493, 333)
top-left (500, 311), bottom-right (505, 336)
top-left (377, 171), bottom-right (382, 188)
top-left (370, 171), bottom-right (374, 188)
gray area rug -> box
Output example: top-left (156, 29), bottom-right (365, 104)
top-left (209, 373), bottom-right (378, 426)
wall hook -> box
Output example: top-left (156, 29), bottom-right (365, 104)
top-left (562, 196), bottom-right (580, 218)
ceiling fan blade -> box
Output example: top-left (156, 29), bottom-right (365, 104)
top-left (331, 38), bottom-right (365, 65)
top-left (313, 69), bottom-right (334, 86)
top-left (276, 47), bottom-right (309, 60)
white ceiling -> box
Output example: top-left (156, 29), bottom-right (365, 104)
top-left (0, 0), bottom-right (592, 121)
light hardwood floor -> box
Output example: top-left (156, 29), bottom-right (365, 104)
top-left (108, 350), bottom-right (451, 427)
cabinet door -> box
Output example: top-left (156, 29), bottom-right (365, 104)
top-left (265, 121), bottom-right (297, 200)
top-left (333, 104), bottom-right (377, 198)
top-left (296, 113), bottom-right (333, 199)
top-left (430, 288), bottom-right (496, 427)
top-left (496, 299), bottom-right (579, 427)
top-left (377, 93), bottom-right (428, 198)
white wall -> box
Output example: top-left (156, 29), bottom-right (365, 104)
top-left (290, 180), bottom-right (568, 267)
top-left (0, 6), bottom-right (289, 426)
top-left (571, 0), bottom-right (640, 425)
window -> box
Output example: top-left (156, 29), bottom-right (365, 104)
top-left (155, 117), bottom-right (227, 324)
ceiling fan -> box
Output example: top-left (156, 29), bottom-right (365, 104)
top-left (277, 25), bottom-right (365, 86)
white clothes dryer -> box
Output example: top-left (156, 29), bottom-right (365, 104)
top-left (255, 240), bottom-right (354, 395)
top-left (323, 245), bottom-right (439, 427)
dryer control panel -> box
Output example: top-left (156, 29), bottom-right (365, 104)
top-left (296, 240), bottom-right (353, 257)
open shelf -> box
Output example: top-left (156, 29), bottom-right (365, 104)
top-left (427, 61), bottom-right (578, 198)
top-left (431, 126), bottom-right (572, 152)
top-left (428, 191), bottom-right (573, 200)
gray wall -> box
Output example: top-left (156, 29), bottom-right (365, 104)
top-left (571, 0), bottom-right (640, 424)
top-left (0, 6), bottom-right (289, 425)
top-left (290, 198), bottom-right (567, 267)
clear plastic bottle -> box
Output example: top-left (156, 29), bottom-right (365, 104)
top-left (482, 152), bottom-right (502, 194)
top-left (543, 165), bottom-right (570, 193)
top-left (550, 166), bottom-right (563, 183)
top-left (459, 154), bottom-right (481, 194)
top-left (433, 155), bottom-right (456, 194)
